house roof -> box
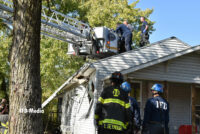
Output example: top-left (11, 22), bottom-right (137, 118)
top-left (91, 37), bottom-right (191, 80)
top-left (42, 36), bottom-right (200, 108)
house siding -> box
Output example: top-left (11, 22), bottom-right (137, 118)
top-left (61, 86), bottom-right (95, 134)
top-left (168, 83), bottom-right (191, 134)
top-left (129, 53), bottom-right (200, 84)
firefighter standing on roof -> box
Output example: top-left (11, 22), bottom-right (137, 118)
top-left (124, 20), bottom-right (134, 33)
top-left (142, 84), bottom-right (169, 134)
top-left (121, 82), bottom-right (141, 134)
top-left (140, 16), bottom-right (150, 47)
top-left (95, 72), bottom-right (132, 134)
top-left (116, 20), bottom-right (133, 51)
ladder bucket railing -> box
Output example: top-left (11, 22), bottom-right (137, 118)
top-left (0, 0), bottom-right (91, 44)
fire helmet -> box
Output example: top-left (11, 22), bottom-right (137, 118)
top-left (120, 81), bottom-right (131, 93)
top-left (151, 84), bottom-right (163, 93)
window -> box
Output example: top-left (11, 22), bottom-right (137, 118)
top-left (108, 33), bottom-right (116, 41)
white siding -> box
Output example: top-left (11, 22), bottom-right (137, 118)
top-left (61, 86), bottom-right (95, 134)
top-left (61, 90), bottom-right (76, 133)
top-left (73, 86), bottom-right (95, 134)
top-left (129, 53), bottom-right (200, 84)
top-left (168, 83), bottom-right (191, 134)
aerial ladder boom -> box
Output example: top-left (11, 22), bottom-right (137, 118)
top-left (0, 0), bottom-right (121, 57)
top-left (0, 0), bottom-right (91, 45)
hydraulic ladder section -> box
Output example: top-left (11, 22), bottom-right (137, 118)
top-left (0, 0), bottom-right (91, 45)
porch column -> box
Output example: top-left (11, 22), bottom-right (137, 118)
top-left (191, 84), bottom-right (196, 134)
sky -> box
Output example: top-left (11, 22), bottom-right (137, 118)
top-left (129, 0), bottom-right (200, 46)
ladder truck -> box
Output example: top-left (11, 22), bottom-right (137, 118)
top-left (0, 0), bottom-right (124, 58)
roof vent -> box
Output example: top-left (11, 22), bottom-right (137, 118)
top-left (170, 36), bottom-right (176, 39)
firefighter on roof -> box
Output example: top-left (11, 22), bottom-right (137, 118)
top-left (140, 16), bottom-right (150, 47)
top-left (116, 20), bottom-right (133, 52)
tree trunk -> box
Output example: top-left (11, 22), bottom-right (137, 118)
top-left (9, 0), bottom-right (42, 133)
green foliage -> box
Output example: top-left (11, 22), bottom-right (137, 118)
top-left (40, 36), bottom-right (85, 102)
top-left (40, 36), bottom-right (85, 129)
top-left (0, 33), bottom-right (85, 102)
top-left (42, 0), bottom-right (84, 18)
top-left (0, 35), bottom-right (11, 99)
top-left (0, 36), bottom-right (10, 77)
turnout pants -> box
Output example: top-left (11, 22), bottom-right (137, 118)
top-left (142, 123), bottom-right (166, 134)
top-left (140, 33), bottom-right (149, 47)
top-left (124, 33), bottom-right (132, 51)
top-left (98, 128), bottom-right (125, 134)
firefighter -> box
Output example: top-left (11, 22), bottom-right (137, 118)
top-left (121, 82), bottom-right (141, 134)
top-left (142, 84), bottom-right (169, 134)
top-left (116, 21), bottom-right (133, 51)
top-left (123, 20), bottom-right (134, 32)
top-left (139, 16), bottom-right (149, 47)
top-left (95, 72), bottom-right (132, 134)
top-left (0, 121), bottom-right (8, 134)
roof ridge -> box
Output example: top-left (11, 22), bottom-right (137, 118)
top-left (170, 36), bottom-right (191, 47)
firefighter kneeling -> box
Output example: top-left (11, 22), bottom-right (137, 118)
top-left (94, 72), bottom-right (132, 134)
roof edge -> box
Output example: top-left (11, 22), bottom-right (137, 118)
top-left (42, 63), bottom-right (94, 108)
